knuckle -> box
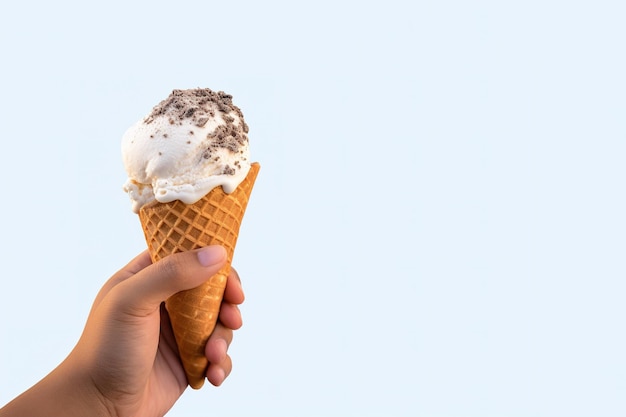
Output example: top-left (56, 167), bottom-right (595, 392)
top-left (155, 253), bottom-right (184, 278)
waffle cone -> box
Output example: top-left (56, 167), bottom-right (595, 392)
top-left (139, 163), bottom-right (259, 389)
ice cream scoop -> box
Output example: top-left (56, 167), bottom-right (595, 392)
top-left (122, 88), bottom-right (251, 213)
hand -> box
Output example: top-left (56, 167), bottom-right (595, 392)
top-left (0, 246), bottom-right (245, 417)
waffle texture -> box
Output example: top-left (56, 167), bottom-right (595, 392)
top-left (139, 162), bottom-right (259, 388)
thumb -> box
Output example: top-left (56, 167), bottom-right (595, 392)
top-left (113, 245), bottom-right (227, 316)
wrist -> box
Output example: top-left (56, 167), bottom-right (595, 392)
top-left (0, 359), bottom-right (116, 417)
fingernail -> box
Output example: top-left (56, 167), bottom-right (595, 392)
top-left (197, 246), bottom-right (226, 267)
top-left (218, 338), bottom-right (229, 358)
top-left (238, 281), bottom-right (245, 301)
top-left (232, 270), bottom-right (245, 299)
top-left (214, 368), bottom-right (226, 386)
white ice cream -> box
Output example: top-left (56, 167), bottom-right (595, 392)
top-left (122, 89), bottom-right (251, 213)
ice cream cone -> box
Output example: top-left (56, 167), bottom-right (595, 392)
top-left (138, 162), bottom-right (260, 389)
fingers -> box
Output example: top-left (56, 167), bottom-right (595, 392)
top-left (205, 323), bottom-right (234, 386)
top-left (219, 303), bottom-right (243, 330)
top-left (111, 246), bottom-right (227, 316)
top-left (203, 268), bottom-right (245, 386)
top-left (119, 250), bottom-right (154, 276)
top-left (89, 251), bottom-right (152, 316)
top-left (223, 267), bottom-right (245, 305)
top-left (219, 267), bottom-right (245, 329)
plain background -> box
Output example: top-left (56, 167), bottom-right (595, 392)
top-left (1, 1), bottom-right (625, 416)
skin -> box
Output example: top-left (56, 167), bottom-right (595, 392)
top-left (0, 245), bottom-right (244, 417)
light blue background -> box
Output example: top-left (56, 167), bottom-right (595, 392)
top-left (1, 1), bottom-right (624, 416)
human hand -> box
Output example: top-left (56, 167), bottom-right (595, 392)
top-left (78, 246), bottom-right (244, 416)
top-left (0, 246), bottom-right (245, 417)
